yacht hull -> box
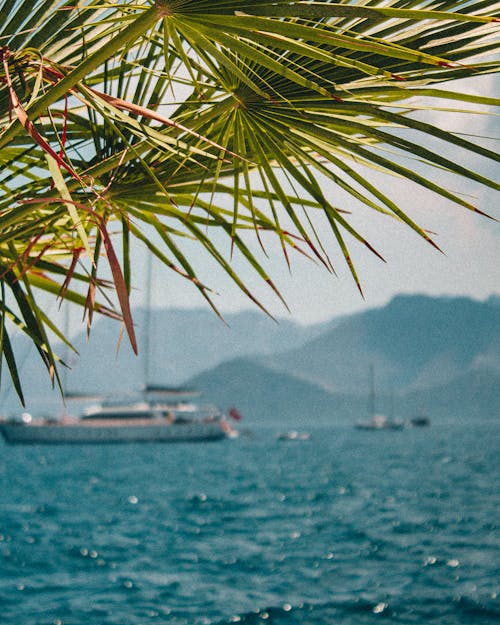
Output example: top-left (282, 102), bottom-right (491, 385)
top-left (0, 420), bottom-right (226, 444)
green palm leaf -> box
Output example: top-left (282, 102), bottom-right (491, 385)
top-left (0, 0), bottom-right (498, 402)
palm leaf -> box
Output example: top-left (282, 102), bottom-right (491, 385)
top-left (0, 0), bottom-right (498, 402)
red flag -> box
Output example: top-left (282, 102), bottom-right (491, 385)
top-left (228, 407), bottom-right (242, 421)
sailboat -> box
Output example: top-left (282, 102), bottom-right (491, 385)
top-left (0, 257), bottom-right (235, 444)
top-left (354, 366), bottom-right (404, 430)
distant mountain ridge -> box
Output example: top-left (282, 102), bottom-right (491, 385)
top-left (190, 358), bottom-right (500, 425)
top-left (2, 294), bottom-right (499, 423)
top-left (261, 295), bottom-right (500, 394)
top-left (1, 307), bottom-right (327, 412)
top-left (189, 294), bottom-right (500, 424)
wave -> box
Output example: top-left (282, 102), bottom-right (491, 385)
top-left (215, 595), bottom-right (500, 625)
top-left (214, 600), bottom-right (394, 625)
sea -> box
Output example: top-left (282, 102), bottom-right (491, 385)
top-left (0, 420), bottom-right (498, 625)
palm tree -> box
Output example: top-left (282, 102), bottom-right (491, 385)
top-left (1, 0), bottom-right (498, 404)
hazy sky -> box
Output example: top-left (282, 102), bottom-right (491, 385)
top-left (128, 76), bottom-right (499, 325)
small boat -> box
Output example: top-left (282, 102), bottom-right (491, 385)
top-left (0, 390), bottom-right (236, 445)
top-left (355, 366), bottom-right (404, 431)
top-left (355, 414), bottom-right (404, 430)
top-left (409, 415), bottom-right (430, 427)
top-left (277, 430), bottom-right (311, 441)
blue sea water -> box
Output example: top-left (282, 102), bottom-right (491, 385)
top-left (0, 421), bottom-right (498, 625)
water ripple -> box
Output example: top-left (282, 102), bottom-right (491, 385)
top-left (0, 422), bottom-right (498, 624)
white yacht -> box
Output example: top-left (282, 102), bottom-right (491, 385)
top-left (0, 389), bottom-right (234, 444)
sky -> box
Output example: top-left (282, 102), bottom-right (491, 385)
top-left (126, 75), bottom-right (499, 326)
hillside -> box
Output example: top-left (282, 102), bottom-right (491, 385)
top-left (262, 295), bottom-right (500, 394)
top-left (401, 367), bottom-right (500, 422)
top-left (1, 294), bottom-right (498, 423)
top-left (189, 357), bottom-right (500, 426)
top-left (188, 357), bottom-right (362, 426)
top-left (1, 308), bottom-right (327, 413)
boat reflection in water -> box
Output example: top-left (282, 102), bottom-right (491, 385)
top-left (0, 388), bottom-right (237, 444)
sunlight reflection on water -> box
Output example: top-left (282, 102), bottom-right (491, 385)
top-left (0, 421), bottom-right (498, 624)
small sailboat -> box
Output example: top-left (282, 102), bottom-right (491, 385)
top-left (355, 366), bottom-right (404, 430)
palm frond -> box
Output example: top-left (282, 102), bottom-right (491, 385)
top-left (0, 0), bottom-right (498, 402)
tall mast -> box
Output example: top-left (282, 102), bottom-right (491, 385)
top-left (61, 300), bottom-right (69, 394)
top-left (60, 299), bottom-right (70, 416)
top-left (368, 363), bottom-right (375, 418)
top-left (143, 252), bottom-right (153, 396)
top-left (62, 300), bottom-right (70, 394)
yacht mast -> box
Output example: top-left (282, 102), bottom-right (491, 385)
top-left (62, 300), bottom-right (70, 395)
top-left (143, 252), bottom-right (153, 397)
top-left (368, 363), bottom-right (375, 418)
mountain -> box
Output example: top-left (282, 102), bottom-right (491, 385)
top-left (400, 367), bottom-right (500, 422)
top-left (261, 295), bottom-right (500, 395)
top-left (69, 307), bottom-right (327, 388)
top-left (2, 294), bottom-right (498, 424)
top-left (1, 308), bottom-right (327, 413)
top-left (189, 358), bottom-right (500, 426)
top-left (188, 357), bottom-right (363, 426)
top-left (191, 294), bottom-right (500, 425)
